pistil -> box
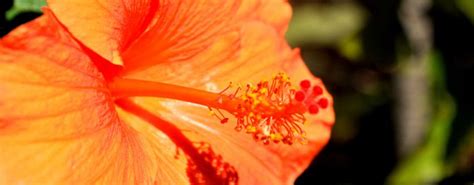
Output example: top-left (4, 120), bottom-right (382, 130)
top-left (108, 73), bottom-right (329, 145)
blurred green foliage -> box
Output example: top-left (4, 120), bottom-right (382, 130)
top-left (287, 2), bottom-right (366, 61)
top-left (287, 3), bottom-right (366, 46)
top-left (388, 53), bottom-right (455, 184)
top-left (6, 0), bottom-right (45, 20)
top-left (457, 0), bottom-right (474, 23)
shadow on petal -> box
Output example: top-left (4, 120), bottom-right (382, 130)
top-left (116, 99), bottom-right (239, 185)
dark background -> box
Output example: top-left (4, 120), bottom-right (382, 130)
top-left (288, 0), bottom-right (474, 184)
top-left (1, 0), bottom-right (473, 184)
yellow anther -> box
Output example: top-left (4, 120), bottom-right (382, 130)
top-left (252, 100), bottom-right (261, 108)
top-left (280, 73), bottom-right (290, 81)
top-left (209, 110), bottom-right (216, 116)
top-left (248, 112), bottom-right (255, 118)
top-left (270, 133), bottom-right (283, 141)
top-left (246, 125), bottom-right (257, 133)
top-left (248, 93), bottom-right (257, 99)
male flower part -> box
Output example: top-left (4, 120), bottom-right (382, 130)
top-left (0, 0), bottom-right (335, 184)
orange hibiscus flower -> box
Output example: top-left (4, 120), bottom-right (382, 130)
top-left (0, 0), bottom-right (335, 184)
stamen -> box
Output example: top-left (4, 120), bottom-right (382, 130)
top-left (208, 107), bottom-right (229, 124)
top-left (108, 73), bottom-right (329, 145)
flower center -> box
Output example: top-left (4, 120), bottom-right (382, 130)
top-left (108, 73), bottom-right (328, 145)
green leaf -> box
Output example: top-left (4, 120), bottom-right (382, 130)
top-left (6, 0), bottom-right (46, 20)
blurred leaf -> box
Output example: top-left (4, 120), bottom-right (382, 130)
top-left (286, 3), bottom-right (366, 46)
top-left (456, 0), bottom-right (474, 24)
top-left (388, 52), bottom-right (456, 184)
top-left (6, 0), bottom-right (46, 20)
top-left (338, 36), bottom-right (363, 60)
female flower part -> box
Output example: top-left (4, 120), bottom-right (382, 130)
top-left (0, 0), bottom-right (335, 184)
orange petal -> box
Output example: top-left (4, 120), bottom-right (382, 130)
top-left (0, 14), bottom-right (189, 184)
top-left (47, 0), bottom-right (292, 71)
top-left (120, 0), bottom-right (293, 72)
top-left (237, 0), bottom-right (292, 35)
top-left (47, 0), bottom-right (159, 64)
top-left (123, 22), bottom-right (335, 184)
top-left (121, 0), bottom-right (242, 72)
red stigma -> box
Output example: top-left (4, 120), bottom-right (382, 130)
top-left (313, 85), bottom-right (323, 96)
top-left (295, 91), bottom-right (306, 102)
top-left (308, 104), bottom-right (319, 114)
top-left (300, 79), bottom-right (311, 89)
top-left (318, 98), bottom-right (329, 109)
